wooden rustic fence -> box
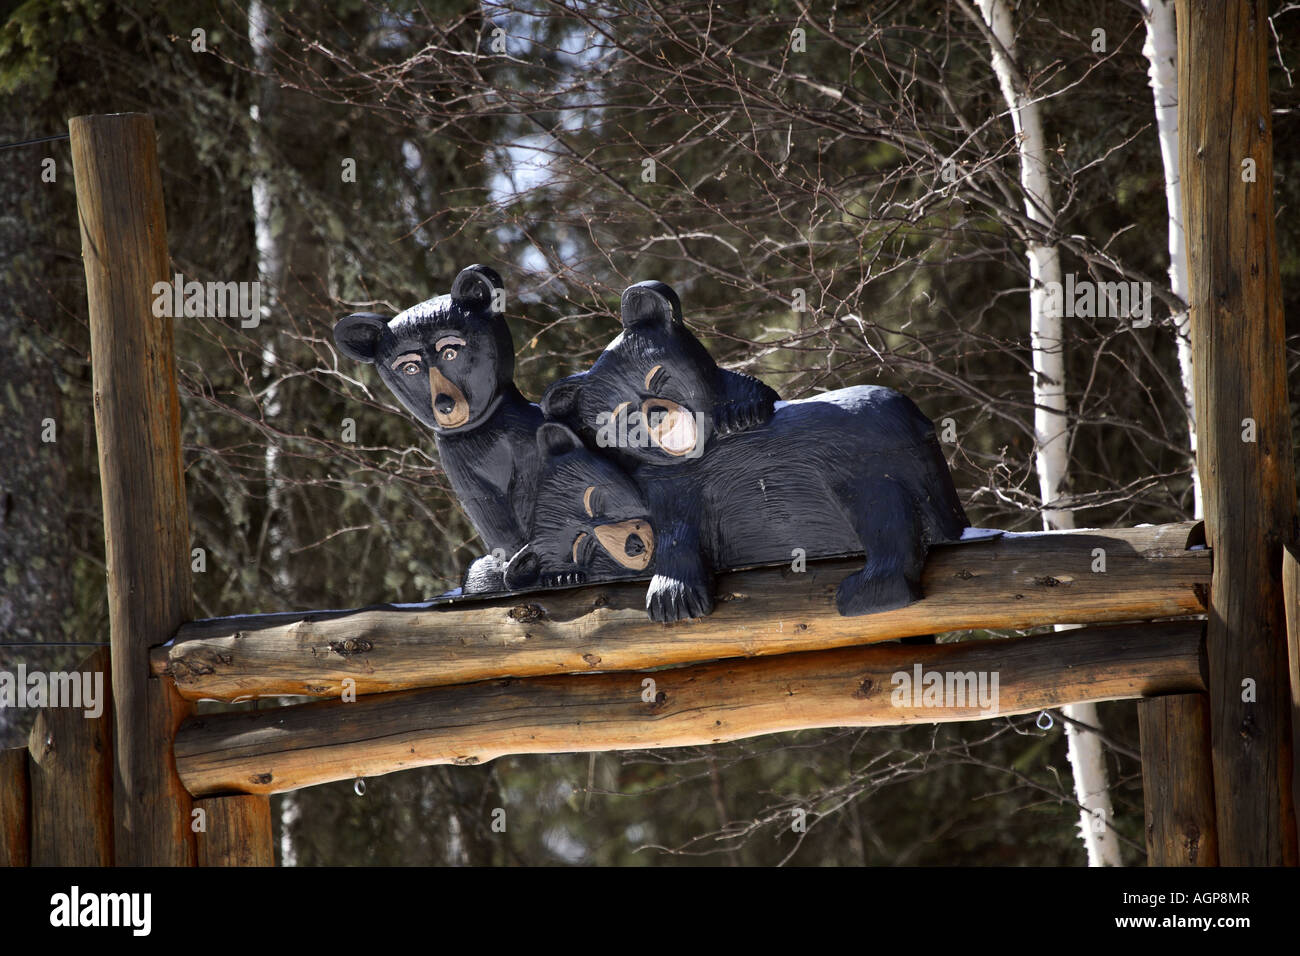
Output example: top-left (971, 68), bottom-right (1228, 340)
top-left (2, 0), bottom-right (1296, 868)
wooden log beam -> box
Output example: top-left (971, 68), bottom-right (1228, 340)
top-left (175, 620), bottom-right (1206, 797)
top-left (0, 748), bottom-right (30, 867)
top-left (27, 649), bottom-right (114, 866)
top-left (195, 795), bottom-right (274, 866)
top-left (71, 113), bottom-right (197, 866)
top-left (1178, 0), bottom-right (1298, 865)
top-left (154, 522), bottom-right (1208, 703)
top-left (1138, 694), bottom-right (1218, 866)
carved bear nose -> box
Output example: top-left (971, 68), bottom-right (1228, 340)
top-left (434, 394), bottom-right (457, 415)
top-left (624, 534), bottom-right (646, 557)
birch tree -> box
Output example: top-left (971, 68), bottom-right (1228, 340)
top-left (1142, 0), bottom-right (1201, 518)
top-left (971, 0), bottom-right (1122, 866)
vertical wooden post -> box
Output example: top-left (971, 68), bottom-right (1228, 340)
top-left (70, 113), bottom-right (197, 866)
top-left (1282, 544), bottom-right (1300, 835)
top-left (1138, 694), bottom-right (1218, 865)
top-left (26, 648), bottom-right (115, 866)
top-left (0, 747), bottom-right (30, 866)
top-left (196, 795), bottom-right (275, 867)
top-left (1177, 1), bottom-right (1298, 864)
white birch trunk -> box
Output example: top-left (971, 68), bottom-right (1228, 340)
top-left (1142, 0), bottom-right (1201, 518)
top-left (978, 0), bottom-right (1122, 866)
top-left (249, 0), bottom-right (288, 595)
top-left (250, 0), bottom-right (296, 865)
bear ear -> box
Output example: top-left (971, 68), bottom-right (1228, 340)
top-left (451, 264), bottom-right (505, 314)
top-left (334, 312), bottom-right (388, 363)
top-left (533, 421), bottom-right (585, 460)
top-left (536, 421), bottom-right (583, 458)
top-left (620, 280), bottom-right (682, 330)
top-left (541, 372), bottom-right (587, 420)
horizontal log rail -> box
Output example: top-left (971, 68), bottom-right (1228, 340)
top-left (175, 620), bottom-right (1206, 796)
top-left (155, 523), bottom-right (1207, 702)
top-left (154, 523), bottom-right (1208, 703)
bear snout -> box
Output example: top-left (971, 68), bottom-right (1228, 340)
top-left (593, 519), bottom-right (654, 570)
top-left (427, 366), bottom-right (470, 428)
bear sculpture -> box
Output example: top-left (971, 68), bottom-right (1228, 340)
top-left (336, 269), bottom-right (970, 622)
top-left (533, 373), bottom-right (969, 620)
top-left (333, 265), bottom-right (544, 591)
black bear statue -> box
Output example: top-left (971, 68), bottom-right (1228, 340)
top-left (335, 270), bottom-right (970, 622)
top-left (333, 265), bottom-right (544, 591)
top-left (534, 281), bottom-right (970, 621)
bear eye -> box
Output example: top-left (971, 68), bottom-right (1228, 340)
top-left (572, 532), bottom-right (592, 565)
top-left (645, 365), bottom-right (670, 393)
top-left (435, 335), bottom-right (466, 361)
top-left (390, 352), bottom-right (423, 375)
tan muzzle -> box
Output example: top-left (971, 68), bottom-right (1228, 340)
top-left (594, 519), bottom-right (654, 571)
top-left (429, 366), bottom-right (470, 429)
top-left (642, 399), bottom-right (698, 456)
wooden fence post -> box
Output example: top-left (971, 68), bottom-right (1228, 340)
top-left (1138, 694), bottom-right (1218, 865)
top-left (70, 112), bottom-right (197, 866)
top-left (1177, 0), bottom-right (1299, 864)
top-left (196, 795), bottom-right (275, 867)
top-left (0, 747), bottom-right (30, 866)
top-left (26, 648), bottom-right (114, 866)
top-left (1282, 544), bottom-right (1300, 841)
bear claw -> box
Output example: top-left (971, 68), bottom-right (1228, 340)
top-left (714, 398), bottom-right (775, 436)
top-left (542, 570), bottom-right (587, 588)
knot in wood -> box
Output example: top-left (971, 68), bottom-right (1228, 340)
top-left (328, 638), bottom-right (373, 657)
top-left (508, 603), bottom-right (546, 624)
top-left (175, 658), bottom-right (215, 679)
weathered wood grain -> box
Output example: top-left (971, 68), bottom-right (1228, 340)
top-left (175, 620), bottom-right (1205, 796)
top-left (0, 748), bottom-right (30, 867)
top-left (195, 794), bottom-right (274, 866)
top-left (154, 522), bottom-right (1208, 703)
top-left (1283, 543), bottom-right (1300, 841)
top-left (1178, 0), bottom-right (1298, 865)
top-left (26, 649), bottom-right (114, 866)
top-left (1139, 694), bottom-right (1218, 866)
top-left (72, 113), bottom-right (197, 866)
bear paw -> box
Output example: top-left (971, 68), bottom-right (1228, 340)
top-left (835, 568), bottom-right (923, 617)
top-left (646, 573), bottom-right (714, 622)
top-left (462, 554), bottom-right (507, 594)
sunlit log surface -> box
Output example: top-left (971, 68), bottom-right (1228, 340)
top-left (175, 620), bottom-right (1206, 796)
top-left (154, 523), bottom-right (1207, 703)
